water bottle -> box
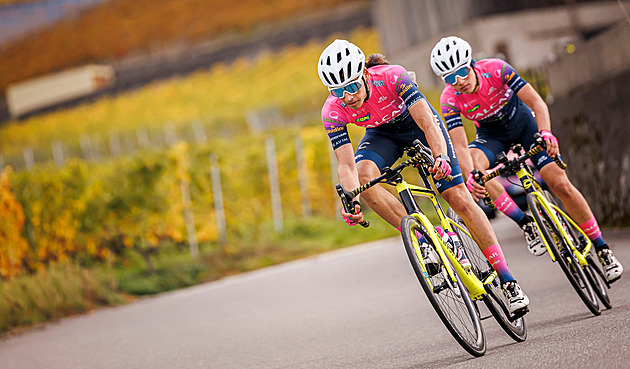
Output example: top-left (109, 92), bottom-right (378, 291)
top-left (436, 227), bottom-right (471, 270)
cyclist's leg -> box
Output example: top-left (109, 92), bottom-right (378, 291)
top-left (354, 130), bottom-right (407, 228)
top-left (537, 163), bottom-right (623, 281)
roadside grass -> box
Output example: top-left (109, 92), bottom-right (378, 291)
top-left (0, 214), bottom-right (398, 335)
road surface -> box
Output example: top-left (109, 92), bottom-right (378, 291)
top-left (1, 215), bottom-right (629, 368)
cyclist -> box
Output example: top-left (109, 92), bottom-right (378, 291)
top-left (318, 39), bottom-right (529, 313)
top-left (430, 36), bottom-right (623, 283)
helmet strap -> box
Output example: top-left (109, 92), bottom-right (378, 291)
top-left (362, 75), bottom-right (370, 103)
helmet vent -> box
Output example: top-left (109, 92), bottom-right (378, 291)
top-left (321, 72), bottom-right (332, 85)
top-left (357, 61), bottom-right (363, 74)
top-left (329, 72), bottom-right (338, 85)
top-left (337, 52), bottom-right (342, 63)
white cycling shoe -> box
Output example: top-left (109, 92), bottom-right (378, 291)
top-left (522, 222), bottom-right (546, 256)
top-left (502, 281), bottom-right (530, 315)
top-left (598, 249), bottom-right (623, 283)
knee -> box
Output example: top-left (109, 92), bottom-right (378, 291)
top-left (444, 186), bottom-right (477, 214)
top-left (548, 178), bottom-right (574, 198)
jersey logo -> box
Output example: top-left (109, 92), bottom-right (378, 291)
top-left (482, 73), bottom-right (491, 78)
top-left (467, 104), bottom-right (480, 113)
top-left (398, 83), bottom-right (412, 97)
top-left (373, 80), bottom-right (385, 87)
top-left (356, 113), bottom-right (371, 122)
top-left (505, 70), bottom-right (515, 83)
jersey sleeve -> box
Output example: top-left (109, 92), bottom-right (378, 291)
top-left (500, 60), bottom-right (528, 93)
top-left (389, 65), bottom-right (426, 108)
top-left (440, 89), bottom-right (463, 131)
top-left (321, 100), bottom-right (351, 150)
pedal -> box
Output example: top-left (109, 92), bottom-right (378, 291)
top-left (509, 306), bottom-right (529, 321)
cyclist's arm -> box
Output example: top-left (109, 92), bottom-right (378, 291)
top-left (517, 84), bottom-right (558, 156)
top-left (335, 143), bottom-right (363, 222)
top-left (517, 84), bottom-right (551, 132)
top-left (449, 126), bottom-right (473, 176)
top-left (409, 100), bottom-right (448, 160)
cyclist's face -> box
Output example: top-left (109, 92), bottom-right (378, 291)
top-left (451, 68), bottom-right (477, 94)
top-left (340, 74), bottom-right (367, 109)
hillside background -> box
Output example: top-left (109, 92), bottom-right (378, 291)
top-left (0, 0), bottom-right (370, 121)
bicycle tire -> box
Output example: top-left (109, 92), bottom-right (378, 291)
top-left (543, 191), bottom-right (612, 310)
top-left (527, 193), bottom-right (601, 316)
top-left (401, 215), bottom-right (486, 357)
top-left (447, 208), bottom-right (527, 342)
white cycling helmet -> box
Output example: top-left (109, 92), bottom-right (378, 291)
top-left (318, 39), bottom-right (365, 88)
top-left (430, 36), bottom-right (472, 77)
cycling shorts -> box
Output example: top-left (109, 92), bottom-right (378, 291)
top-left (354, 114), bottom-right (464, 193)
top-left (468, 100), bottom-right (558, 169)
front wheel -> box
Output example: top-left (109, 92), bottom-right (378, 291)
top-left (447, 208), bottom-right (527, 342)
top-left (527, 194), bottom-right (601, 316)
top-left (401, 215), bottom-right (486, 357)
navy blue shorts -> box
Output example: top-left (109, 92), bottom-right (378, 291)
top-left (354, 114), bottom-right (464, 193)
top-left (468, 100), bottom-right (557, 169)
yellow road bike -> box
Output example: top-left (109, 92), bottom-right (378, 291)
top-left (477, 133), bottom-right (611, 316)
top-left (336, 140), bottom-right (526, 357)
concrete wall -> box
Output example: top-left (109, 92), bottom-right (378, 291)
top-left (375, 1), bottom-right (630, 89)
top-left (544, 21), bottom-right (630, 100)
top-left (547, 21), bottom-right (630, 226)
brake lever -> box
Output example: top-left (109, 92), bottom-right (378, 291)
top-left (471, 169), bottom-right (496, 210)
top-left (335, 183), bottom-right (369, 228)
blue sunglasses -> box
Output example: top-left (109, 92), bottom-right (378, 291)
top-left (329, 80), bottom-right (363, 98)
top-left (443, 65), bottom-right (471, 85)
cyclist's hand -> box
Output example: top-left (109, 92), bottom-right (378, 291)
top-left (540, 129), bottom-right (559, 157)
top-left (466, 172), bottom-right (486, 201)
top-left (341, 201), bottom-right (363, 226)
top-left (429, 155), bottom-right (452, 180)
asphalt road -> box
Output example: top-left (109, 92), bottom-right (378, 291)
top-left (1, 215), bottom-right (629, 369)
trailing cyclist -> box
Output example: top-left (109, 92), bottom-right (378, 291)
top-left (430, 36), bottom-right (623, 283)
top-left (318, 39), bottom-right (529, 313)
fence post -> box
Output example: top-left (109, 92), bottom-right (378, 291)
top-left (136, 126), bottom-right (150, 149)
top-left (266, 135), bottom-right (283, 233)
top-left (210, 154), bottom-right (228, 249)
top-left (180, 178), bottom-right (199, 259)
top-left (109, 131), bottom-right (121, 156)
top-left (164, 122), bottom-right (177, 146)
top-left (80, 134), bottom-right (92, 160)
top-left (295, 134), bottom-right (311, 217)
top-left (23, 147), bottom-right (35, 170)
top-left (52, 141), bottom-right (65, 166)
top-left (192, 121), bottom-right (208, 145)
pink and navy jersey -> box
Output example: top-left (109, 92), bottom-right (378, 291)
top-left (321, 64), bottom-right (427, 150)
top-left (440, 58), bottom-right (528, 131)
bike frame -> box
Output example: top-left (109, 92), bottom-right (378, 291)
top-left (511, 164), bottom-right (593, 267)
top-left (483, 141), bottom-right (593, 267)
top-left (396, 171), bottom-right (490, 301)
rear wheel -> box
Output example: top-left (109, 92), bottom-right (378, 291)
top-left (543, 191), bottom-right (611, 309)
top-left (401, 215), bottom-right (486, 356)
top-left (447, 208), bottom-right (527, 342)
top-left (527, 194), bottom-right (601, 316)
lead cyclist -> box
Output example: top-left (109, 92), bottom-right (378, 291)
top-left (430, 36), bottom-right (622, 283)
